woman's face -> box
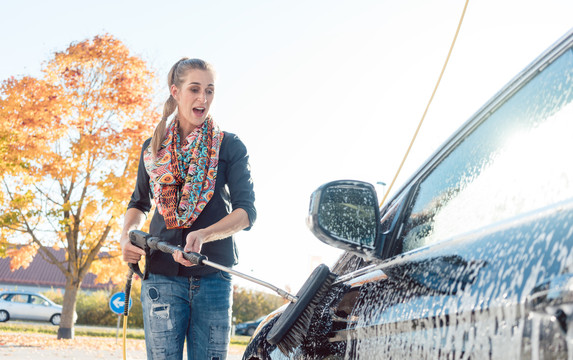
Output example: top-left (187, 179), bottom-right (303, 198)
top-left (171, 69), bottom-right (215, 131)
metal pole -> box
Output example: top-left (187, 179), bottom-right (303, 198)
top-left (202, 259), bottom-right (298, 303)
top-left (116, 314), bottom-right (121, 344)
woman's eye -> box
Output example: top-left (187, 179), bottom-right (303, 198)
top-left (206, 89), bottom-right (214, 95)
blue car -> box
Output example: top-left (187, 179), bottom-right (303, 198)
top-left (235, 316), bottom-right (266, 336)
top-left (244, 28), bottom-right (573, 359)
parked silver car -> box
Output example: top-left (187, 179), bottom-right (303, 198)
top-left (243, 28), bottom-right (573, 359)
top-left (0, 291), bottom-right (76, 325)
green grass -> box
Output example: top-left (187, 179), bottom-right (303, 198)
top-left (0, 321), bottom-right (145, 339)
top-left (0, 321), bottom-right (252, 345)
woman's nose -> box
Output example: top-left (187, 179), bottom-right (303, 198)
top-left (198, 91), bottom-right (207, 103)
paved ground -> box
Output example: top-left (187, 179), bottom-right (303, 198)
top-left (0, 332), bottom-right (246, 359)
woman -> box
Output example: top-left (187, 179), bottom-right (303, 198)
top-left (120, 58), bottom-right (256, 360)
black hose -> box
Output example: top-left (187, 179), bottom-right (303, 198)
top-left (122, 268), bottom-right (135, 360)
top-left (124, 268), bottom-right (134, 316)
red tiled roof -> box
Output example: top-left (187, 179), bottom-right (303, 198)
top-left (0, 248), bottom-right (112, 290)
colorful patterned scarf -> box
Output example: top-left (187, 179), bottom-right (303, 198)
top-left (143, 117), bottom-right (224, 229)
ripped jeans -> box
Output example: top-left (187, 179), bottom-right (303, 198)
top-left (141, 271), bottom-right (233, 360)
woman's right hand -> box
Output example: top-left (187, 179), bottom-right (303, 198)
top-left (119, 208), bottom-right (148, 264)
top-left (121, 235), bottom-right (147, 264)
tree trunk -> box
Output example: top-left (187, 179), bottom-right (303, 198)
top-left (57, 278), bottom-right (80, 340)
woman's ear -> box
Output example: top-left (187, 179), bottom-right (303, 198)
top-left (170, 84), bottom-right (179, 101)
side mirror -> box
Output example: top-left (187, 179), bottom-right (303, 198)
top-left (307, 180), bottom-right (380, 257)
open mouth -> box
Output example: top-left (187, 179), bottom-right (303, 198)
top-left (193, 107), bottom-right (205, 117)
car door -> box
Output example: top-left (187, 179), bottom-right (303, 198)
top-left (28, 294), bottom-right (53, 321)
top-left (321, 30), bottom-right (573, 359)
top-left (5, 294), bottom-right (31, 320)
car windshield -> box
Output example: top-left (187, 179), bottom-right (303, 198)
top-left (400, 48), bottom-right (573, 252)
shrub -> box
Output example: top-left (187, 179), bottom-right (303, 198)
top-left (43, 283), bottom-right (143, 328)
top-left (42, 283), bottom-right (279, 328)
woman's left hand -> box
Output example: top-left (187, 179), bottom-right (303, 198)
top-left (173, 229), bottom-right (208, 267)
top-left (172, 210), bottom-right (248, 266)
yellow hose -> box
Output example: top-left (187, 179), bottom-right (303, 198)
top-left (380, 0), bottom-right (470, 207)
top-left (123, 315), bottom-right (128, 360)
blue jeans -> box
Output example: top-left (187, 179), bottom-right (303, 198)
top-left (141, 271), bottom-right (233, 360)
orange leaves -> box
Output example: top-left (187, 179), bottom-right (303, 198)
top-left (0, 190), bottom-right (37, 229)
top-left (0, 77), bottom-right (70, 174)
top-left (45, 33), bottom-right (155, 117)
top-left (6, 244), bottom-right (38, 271)
top-left (89, 253), bottom-right (126, 285)
top-left (0, 76), bottom-right (69, 130)
top-left (61, 66), bottom-right (83, 88)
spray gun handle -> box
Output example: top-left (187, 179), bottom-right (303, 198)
top-left (183, 251), bottom-right (208, 266)
top-left (128, 230), bottom-right (151, 278)
top-left (129, 230), bottom-right (151, 251)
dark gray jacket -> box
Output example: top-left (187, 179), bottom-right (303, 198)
top-left (127, 132), bottom-right (256, 277)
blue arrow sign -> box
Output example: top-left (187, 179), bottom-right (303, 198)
top-left (109, 292), bottom-right (132, 315)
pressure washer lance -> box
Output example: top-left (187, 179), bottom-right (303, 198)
top-left (127, 229), bottom-right (336, 355)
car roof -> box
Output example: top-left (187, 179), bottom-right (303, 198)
top-left (0, 291), bottom-right (44, 295)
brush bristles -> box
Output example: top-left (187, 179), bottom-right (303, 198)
top-left (277, 272), bottom-right (337, 355)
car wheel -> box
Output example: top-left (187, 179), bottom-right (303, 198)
top-left (0, 310), bottom-right (9, 322)
top-left (247, 327), bottom-right (255, 336)
top-left (50, 314), bottom-right (61, 325)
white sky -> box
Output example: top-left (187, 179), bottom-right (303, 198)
top-left (1, 0), bottom-right (572, 293)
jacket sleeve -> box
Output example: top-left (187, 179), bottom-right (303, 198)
top-left (127, 138), bottom-right (153, 215)
top-left (226, 134), bottom-right (257, 230)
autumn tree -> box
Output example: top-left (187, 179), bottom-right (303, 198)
top-left (232, 286), bottom-right (284, 324)
top-left (0, 34), bottom-right (158, 339)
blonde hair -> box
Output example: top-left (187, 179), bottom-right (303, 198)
top-left (150, 58), bottom-right (216, 156)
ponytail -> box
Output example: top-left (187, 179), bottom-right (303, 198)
top-left (150, 96), bottom-right (177, 156)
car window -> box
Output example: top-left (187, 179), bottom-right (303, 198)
top-left (10, 294), bottom-right (29, 303)
top-left (30, 295), bottom-right (45, 305)
top-left (399, 48), bottom-right (573, 253)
